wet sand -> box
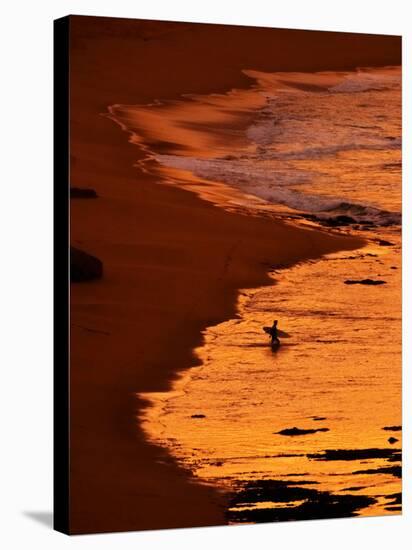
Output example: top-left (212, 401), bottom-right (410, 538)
top-left (68, 16), bottom-right (400, 533)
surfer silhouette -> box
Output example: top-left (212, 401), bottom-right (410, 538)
top-left (269, 320), bottom-right (279, 344)
top-left (263, 320), bottom-right (280, 347)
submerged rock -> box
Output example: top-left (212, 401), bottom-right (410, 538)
top-left (388, 437), bottom-right (399, 444)
top-left (226, 479), bottom-right (375, 523)
top-left (307, 448), bottom-right (401, 461)
top-left (276, 427), bottom-right (329, 436)
top-left (344, 279), bottom-right (386, 285)
top-left (385, 493), bottom-right (402, 505)
top-left (191, 414), bottom-right (206, 419)
top-left (353, 465), bottom-right (402, 479)
top-left (303, 214), bottom-right (358, 227)
top-left (70, 247), bottom-right (103, 282)
top-left (323, 215), bottom-right (357, 227)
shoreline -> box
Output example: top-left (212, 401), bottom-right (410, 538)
top-left (68, 16), bottom-right (399, 534)
top-left (70, 128), bottom-right (365, 532)
top-left (138, 234), bottom-right (401, 523)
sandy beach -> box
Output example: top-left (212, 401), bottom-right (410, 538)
top-left (68, 16), bottom-right (400, 534)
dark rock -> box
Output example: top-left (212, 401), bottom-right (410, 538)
top-left (191, 414), bottom-right (206, 419)
top-left (377, 239), bottom-right (394, 246)
top-left (353, 465), bottom-right (402, 479)
top-left (70, 187), bottom-right (98, 199)
top-left (387, 454), bottom-right (402, 463)
top-left (382, 425), bottom-right (402, 431)
top-left (307, 448), bottom-right (401, 480)
top-left (344, 279), bottom-right (386, 285)
top-left (307, 448), bottom-right (401, 461)
top-left (385, 492), bottom-right (402, 505)
top-left (226, 479), bottom-right (375, 523)
top-left (388, 437), bottom-right (399, 444)
top-left (71, 247), bottom-right (103, 282)
top-left (323, 215), bottom-right (357, 227)
top-left (303, 214), bottom-right (360, 228)
top-left (276, 427), bottom-right (329, 436)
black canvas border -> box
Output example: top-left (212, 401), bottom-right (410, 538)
top-left (53, 15), bottom-right (70, 535)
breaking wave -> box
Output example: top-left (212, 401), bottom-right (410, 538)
top-left (155, 154), bottom-right (401, 227)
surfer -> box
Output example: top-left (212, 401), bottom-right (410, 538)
top-left (268, 320), bottom-right (279, 345)
top-left (263, 320), bottom-right (280, 348)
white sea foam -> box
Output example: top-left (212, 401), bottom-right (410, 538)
top-left (109, 66), bottom-right (401, 228)
top-left (328, 69), bottom-right (401, 93)
top-left (156, 153), bottom-right (400, 226)
top-left (154, 67), bottom-right (401, 227)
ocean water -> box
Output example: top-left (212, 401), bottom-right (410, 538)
top-left (110, 66), bottom-right (402, 522)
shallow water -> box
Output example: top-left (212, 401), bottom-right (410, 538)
top-left (140, 234), bottom-right (401, 520)
top-left (110, 66), bottom-right (402, 522)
